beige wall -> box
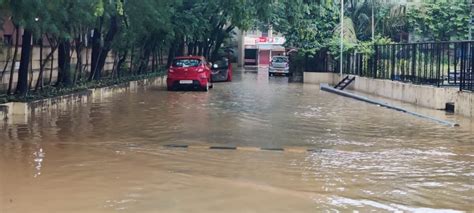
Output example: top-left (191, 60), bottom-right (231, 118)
top-left (304, 72), bottom-right (474, 118)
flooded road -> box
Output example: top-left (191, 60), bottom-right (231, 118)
top-left (1, 68), bottom-right (473, 212)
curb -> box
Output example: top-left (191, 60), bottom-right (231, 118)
top-left (320, 83), bottom-right (459, 127)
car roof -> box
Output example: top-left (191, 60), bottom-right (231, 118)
top-left (174, 56), bottom-right (205, 60)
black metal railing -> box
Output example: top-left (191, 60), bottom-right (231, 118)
top-left (316, 41), bottom-right (474, 91)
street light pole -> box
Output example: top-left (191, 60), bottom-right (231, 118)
top-left (372, 0), bottom-right (375, 41)
top-left (340, 0), bottom-right (344, 77)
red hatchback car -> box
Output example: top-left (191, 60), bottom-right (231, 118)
top-left (167, 56), bottom-right (213, 91)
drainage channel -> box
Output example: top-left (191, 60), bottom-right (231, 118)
top-left (162, 144), bottom-right (324, 154)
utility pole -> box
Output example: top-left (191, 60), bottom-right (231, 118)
top-left (340, 0), bottom-right (344, 77)
top-left (372, 0), bottom-right (375, 41)
top-left (470, 0), bottom-right (473, 41)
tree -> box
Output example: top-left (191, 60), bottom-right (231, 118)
top-left (5, 0), bottom-right (45, 95)
top-left (407, 1), bottom-right (469, 41)
top-left (273, 1), bottom-right (339, 54)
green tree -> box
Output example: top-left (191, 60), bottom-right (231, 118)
top-left (273, 1), bottom-right (339, 54)
top-left (407, 1), bottom-right (470, 41)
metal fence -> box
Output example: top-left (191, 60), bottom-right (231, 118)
top-left (319, 41), bottom-right (474, 92)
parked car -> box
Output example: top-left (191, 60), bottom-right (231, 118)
top-left (211, 57), bottom-right (233, 82)
top-left (167, 56), bottom-right (213, 91)
top-left (269, 56), bottom-right (290, 76)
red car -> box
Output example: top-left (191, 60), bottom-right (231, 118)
top-left (167, 56), bottom-right (213, 91)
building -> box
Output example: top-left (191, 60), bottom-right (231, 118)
top-left (237, 27), bottom-right (286, 67)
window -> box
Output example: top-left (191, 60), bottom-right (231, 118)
top-left (3, 34), bottom-right (12, 45)
top-left (172, 59), bottom-right (201, 67)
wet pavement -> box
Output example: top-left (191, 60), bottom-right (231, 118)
top-left (1, 67), bottom-right (473, 212)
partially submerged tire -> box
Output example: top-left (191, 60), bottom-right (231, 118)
top-left (202, 82), bottom-right (209, 92)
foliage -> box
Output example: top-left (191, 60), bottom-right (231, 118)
top-left (273, 1), bottom-right (339, 54)
top-left (407, 1), bottom-right (470, 41)
top-left (0, 0), bottom-right (273, 98)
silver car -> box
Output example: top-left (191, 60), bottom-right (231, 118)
top-left (269, 56), bottom-right (290, 76)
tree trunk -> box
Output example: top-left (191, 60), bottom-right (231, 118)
top-left (28, 43), bottom-right (35, 90)
top-left (91, 16), bottom-right (120, 80)
top-left (111, 53), bottom-right (118, 78)
top-left (89, 26), bottom-right (102, 81)
top-left (116, 50), bottom-right (128, 78)
top-left (129, 46), bottom-right (135, 75)
top-left (139, 47), bottom-right (152, 74)
top-left (159, 46), bottom-right (163, 65)
top-left (16, 29), bottom-right (33, 96)
top-left (57, 40), bottom-right (72, 87)
top-left (48, 48), bottom-right (55, 85)
top-left (73, 37), bottom-right (83, 84)
top-left (1, 42), bottom-right (12, 79)
top-left (7, 26), bottom-right (20, 95)
top-left (35, 37), bottom-right (44, 90)
top-left (198, 42), bottom-right (203, 56)
top-left (167, 46), bottom-right (175, 67)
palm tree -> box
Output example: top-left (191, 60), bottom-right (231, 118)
top-left (337, 0), bottom-right (408, 43)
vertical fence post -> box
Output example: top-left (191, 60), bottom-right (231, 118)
top-left (373, 45), bottom-right (378, 78)
top-left (460, 42), bottom-right (467, 91)
top-left (471, 42), bottom-right (474, 91)
top-left (391, 44), bottom-right (396, 81)
top-left (436, 43), bottom-right (441, 87)
top-left (411, 43), bottom-right (417, 83)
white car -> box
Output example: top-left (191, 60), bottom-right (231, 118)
top-left (269, 56), bottom-right (290, 76)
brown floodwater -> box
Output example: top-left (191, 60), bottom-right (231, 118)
top-left (1, 68), bottom-right (473, 212)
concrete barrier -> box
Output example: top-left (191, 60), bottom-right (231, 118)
top-left (0, 75), bottom-right (166, 121)
top-left (320, 83), bottom-right (459, 127)
top-left (304, 72), bottom-right (474, 118)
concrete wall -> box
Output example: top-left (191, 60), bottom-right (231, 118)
top-left (304, 72), bottom-right (474, 118)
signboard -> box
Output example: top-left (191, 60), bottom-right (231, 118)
top-left (244, 36), bottom-right (286, 46)
top-left (244, 37), bottom-right (257, 46)
top-left (255, 37), bottom-right (285, 45)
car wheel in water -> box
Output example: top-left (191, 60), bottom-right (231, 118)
top-left (202, 82), bottom-right (209, 92)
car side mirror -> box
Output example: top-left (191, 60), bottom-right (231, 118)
top-left (208, 62), bottom-right (213, 67)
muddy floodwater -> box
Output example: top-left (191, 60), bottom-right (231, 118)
top-left (1, 68), bottom-right (473, 212)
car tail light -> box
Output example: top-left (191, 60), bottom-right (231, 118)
top-left (169, 68), bottom-right (174, 73)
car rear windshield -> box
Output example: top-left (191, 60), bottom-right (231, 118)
top-left (172, 59), bottom-right (201, 67)
top-left (272, 57), bottom-right (289, 63)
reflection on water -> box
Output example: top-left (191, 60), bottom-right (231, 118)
top-left (1, 68), bottom-right (473, 212)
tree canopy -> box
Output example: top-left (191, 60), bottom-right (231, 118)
top-left (0, 0), bottom-right (273, 95)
